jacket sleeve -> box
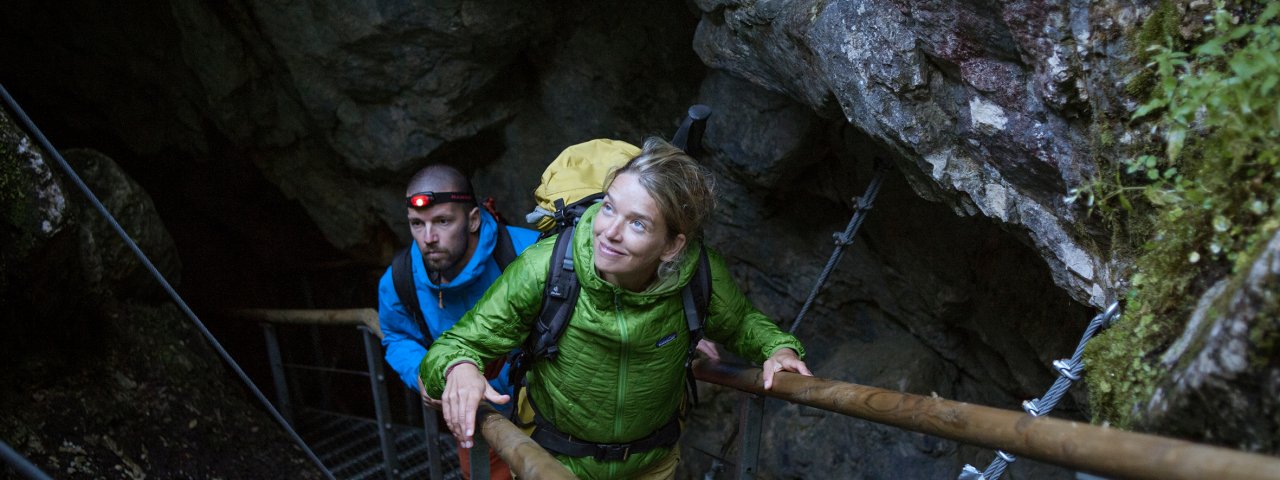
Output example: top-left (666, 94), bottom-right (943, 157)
top-left (701, 248), bottom-right (806, 363)
top-left (421, 239), bottom-right (551, 398)
top-left (377, 267), bottom-right (429, 391)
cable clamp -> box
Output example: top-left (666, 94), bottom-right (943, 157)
top-left (851, 195), bottom-right (874, 211)
top-left (1099, 301), bottom-right (1121, 329)
top-left (958, 465), bottom-right (986, 480)
top-left (832, 231), bottom-right (856, 246)
top-left (1053, 359), bottom-right (1081, 381)
top-left (1021, 399), bottom-right (1042, 416)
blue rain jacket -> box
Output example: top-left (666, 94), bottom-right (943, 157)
top-left (377, 209), bottom-right (539, 398)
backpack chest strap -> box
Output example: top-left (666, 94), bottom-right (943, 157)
top-left (527, 395), bottom-right (681, 462)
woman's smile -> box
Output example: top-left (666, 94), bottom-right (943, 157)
top-left (596, 241), bottom-right (626, 258)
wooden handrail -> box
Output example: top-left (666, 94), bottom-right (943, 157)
top-left (231, 308), bottom-right (383, 339)
top-left (692, 360), bottom-right (1280, 480)
top-left (476, 405), bottom-right (577, 479)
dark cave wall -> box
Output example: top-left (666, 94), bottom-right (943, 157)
top-left (680, 72), bottom-right (1089, 478)
top-left (1, 0), bottom-right (1227, 478)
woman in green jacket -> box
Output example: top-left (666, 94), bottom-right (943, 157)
top-left (422, 138), bottom-right (811, 479)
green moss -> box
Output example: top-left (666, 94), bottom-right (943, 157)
top-left (1082, 2), bottom-right (1280, 427)
top-left (1244, 219), bottom-right (1280, 368)
top-left (1083, 313), bottom-right (1164, 428)
top-left (1126, 0), bottom-right (1184, 100)
top-left (0, 130), bottom-right (31, 224)
top-left (1, 110), bottom-right (44, 295)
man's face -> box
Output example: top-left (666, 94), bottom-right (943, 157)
top-left (408, 202), bottom-right (478, 279)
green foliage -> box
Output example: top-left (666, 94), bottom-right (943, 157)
top-left (1081, 2), bottom-right (1280, 428)
top-left (1127, 0), bottom-right (1185, 99)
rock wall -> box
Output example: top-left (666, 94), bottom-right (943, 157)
top-left (0, 107), bottom-right (318, 478)
top-left (1142, 229), bottom-right (1280, 452)
top-left (11, 0), bottom-right (1272, 478)
top-left (691, 0), bottom-right (1145, 309)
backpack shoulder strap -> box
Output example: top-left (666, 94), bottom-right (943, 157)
top-left (682, 245), bottom-right (712, 406)
top-left (686, 245), bottom-right (712, 324)
top-left (528, 227), bottom-right (580, 360)
top-left (392, 246), bottom-right (433, 350)
top-left (493, 221), bottom-right (517, 271)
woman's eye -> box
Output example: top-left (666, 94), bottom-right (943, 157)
top-left (630, 220), bottom-right (646, 232)
top-left (602, 202), bottom-right (614, 214)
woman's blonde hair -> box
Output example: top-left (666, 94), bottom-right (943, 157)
top-left (605, 137), bottom-right (716, 276)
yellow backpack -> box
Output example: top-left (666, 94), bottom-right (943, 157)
top-left (524, 138), bottom-right (641, 234)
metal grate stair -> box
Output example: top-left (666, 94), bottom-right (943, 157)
top-left (296, 408), bottom-right (461, 480)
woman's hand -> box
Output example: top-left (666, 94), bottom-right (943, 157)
top-left (696, 338), bottom-right (722, 362)
top-left (442, 362), bottom-right (511, 448)
top-left (417, 376), bottom-right (442, 410)
top-left (762, 348), bottom-right (812, 390)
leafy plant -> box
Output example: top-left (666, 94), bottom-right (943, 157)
top-left (1081, 1), bottom-right (1280, 428)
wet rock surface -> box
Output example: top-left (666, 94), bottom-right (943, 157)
top-left (4, 0), bottom-right (1272, 477)
top-left (1143, 230), bottom-right (1280, 451)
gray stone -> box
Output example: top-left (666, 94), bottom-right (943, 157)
top-left (1141, 229), bottom-right (1280, 452)
top-left (0, 109), bottom-right (69, 246)
top-left (64, 149), bottom-right (182, 300)
top-left (691, 0), bottom-right (1142, 308)
top-left (15, 0), bottom-right (1264, 475)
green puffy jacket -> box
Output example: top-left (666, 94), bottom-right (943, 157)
top-left (422, 203), bottom-right (804, 478)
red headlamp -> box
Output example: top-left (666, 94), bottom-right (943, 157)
top-left (406, 191), bottom-right (475, 208)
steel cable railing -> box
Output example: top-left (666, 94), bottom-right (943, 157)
top-left (1, 440), bottom-right (53, 480)
top-left (0, 83), bottom-right (335, 480)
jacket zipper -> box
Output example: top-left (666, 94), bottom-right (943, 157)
top-left (612, 292), bottom-right (626, 477)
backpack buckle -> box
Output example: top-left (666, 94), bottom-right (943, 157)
top-left (594, 444), bottom-right (630, 461)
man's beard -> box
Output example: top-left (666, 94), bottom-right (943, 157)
top-left (422, 228), bottom-right (470, 280)
top-left (425, 251), bottom-right (463, 274)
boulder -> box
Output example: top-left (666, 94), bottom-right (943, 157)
top-left (1142, 229), bottom-right (1280, 452)
top-left (63, 148), bottom-right (182, 300)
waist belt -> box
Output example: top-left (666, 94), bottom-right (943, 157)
top-left (529, 413), bottom-right (681, 462)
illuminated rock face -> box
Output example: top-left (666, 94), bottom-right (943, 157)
top-left (12, 0), bottom-right (1236, 477)
top-left (689, 0), bottom-right (1148, 310)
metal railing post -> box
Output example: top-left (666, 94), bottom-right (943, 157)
top-left (470, 434), bottom-right (492, 480)
top-left (309, 325), bottom-right (335, 410)
top-left (736, 393), bottom-right (765, 480)
top-left (422, 402), bottom-right (445, 480)
top-left (261, 322), bottom-right (294, 426)
top-left (361, 326), bottom-right (400, 479)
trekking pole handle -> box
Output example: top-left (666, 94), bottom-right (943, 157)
top-left (672, 104), bottom-right (712, 158)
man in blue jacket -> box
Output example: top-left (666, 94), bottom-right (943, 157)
top-left (377, 164), bottom-right (538, 479)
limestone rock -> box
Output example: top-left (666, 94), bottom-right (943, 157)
top-left (1142, 229), bottom-right (1280, 452)
top-left (691, 0), bottom-right (1145, 308)
top-left (64, 148), bottom-right (182, 300)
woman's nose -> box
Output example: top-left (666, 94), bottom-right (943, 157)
top-left (603, 217), bottom-right (623, 239)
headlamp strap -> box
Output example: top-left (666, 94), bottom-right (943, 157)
top-left (406, 191), bottom-right (475, 208)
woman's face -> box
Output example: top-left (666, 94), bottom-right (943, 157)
top-left (592, 173), bottom-right (686, 291)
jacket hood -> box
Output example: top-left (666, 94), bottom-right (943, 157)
top-left (413, 208), bottom-right (501, 291)
top-left (572, 202), bottom-right (700, 303)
